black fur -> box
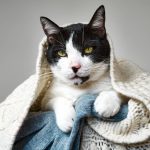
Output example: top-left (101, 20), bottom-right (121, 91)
top-left (40, 5), bottom-right (110, 65)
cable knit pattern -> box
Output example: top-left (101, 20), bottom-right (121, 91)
top-left (81, 125), bottom-right (150, 150)
top-left (0, 35), bottom-right (149, 150)
top-left (87, 100), bottom-right (150, 144)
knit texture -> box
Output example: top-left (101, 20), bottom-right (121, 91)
top-left (0, 35), bottom-right (149, 150)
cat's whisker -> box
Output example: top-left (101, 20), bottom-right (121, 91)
top-left (39, 75), bottom-right (51, 79)
top-left (40, 72), bottom-right (53, 77)
top-left (92, 66), bottom-right (108, 70)
top-left (39, 72), bottom-right (52, 75)
top-left (92, 65), bottom-right (109, 70)
top-left (39, 72), bottom-right (53, 78)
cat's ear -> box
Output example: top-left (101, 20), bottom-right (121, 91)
top-left (40, 17), bottom-right (60, 36)
top-left (88, 5), bottom-right (106, 37)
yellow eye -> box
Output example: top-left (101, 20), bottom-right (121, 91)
top-left (57, 50), bottom-right (67, 57)
top-left (84, 47), bottom-right (93, 54)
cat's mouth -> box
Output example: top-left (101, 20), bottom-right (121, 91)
top-left (70, 75), bottom-right (90, 85)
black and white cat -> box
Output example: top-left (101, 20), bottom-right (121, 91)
top-left (40, 5), bottom-right (122, 132)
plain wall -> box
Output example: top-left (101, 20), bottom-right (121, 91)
top-left (0, 0), bottom-right (150, 101)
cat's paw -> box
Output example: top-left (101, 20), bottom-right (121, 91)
top-left (55, 105), bottom-right (76, 132)
top-left (94, 91), bottom-right (121, 118)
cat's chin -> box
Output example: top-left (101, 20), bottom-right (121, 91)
top-left (70, 75), bottom-right (90, 86)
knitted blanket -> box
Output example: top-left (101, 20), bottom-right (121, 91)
top-left (0, 35), bottom-right (150, 150)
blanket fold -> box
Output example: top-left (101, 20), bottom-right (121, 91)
top-left (0, 34), bottom-right (150, 150)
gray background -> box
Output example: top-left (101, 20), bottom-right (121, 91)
top-left (0, 0), bottom-right (150, 101)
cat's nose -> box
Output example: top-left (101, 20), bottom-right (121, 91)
top-left (72, 64), bottom-right (81, 73)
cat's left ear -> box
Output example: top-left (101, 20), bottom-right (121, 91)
top-left (40, 16), bottom-right (60, 36)
top-left (88, 5), bottom-right (106, 37)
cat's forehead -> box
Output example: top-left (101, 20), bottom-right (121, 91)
top-left (60, 23), bottom-right (98, 45)
top-left (63, 23), bottom-right (85, 33)
top-left (60, 23), bottom-right (85, 42)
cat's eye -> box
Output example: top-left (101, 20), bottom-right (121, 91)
top-left (84, 47), bottom-right (93, 54)
top-left (57, 50), bottom-right (67, 57)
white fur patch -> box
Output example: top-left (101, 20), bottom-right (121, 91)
top-left (94, 91), bottom-right (121, 117)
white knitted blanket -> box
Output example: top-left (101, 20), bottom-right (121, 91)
top-left (0, 36), bottom-right (149, 150)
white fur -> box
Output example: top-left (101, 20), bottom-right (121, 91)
top-left (42, 34), bottom-right (122, 132)
top-left (94, 91), bottom-right (121, 117)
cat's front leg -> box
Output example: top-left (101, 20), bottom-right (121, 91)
top-left (94, 91), bottom-right (121, 118)
top-left (44, 97), bottom-right (76, 132)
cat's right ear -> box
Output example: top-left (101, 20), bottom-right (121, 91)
top-left (88, 5), bottom-right (106, 37)
top-left (40, 17), bottom-right (60, 36)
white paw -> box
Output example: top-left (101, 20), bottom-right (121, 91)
top-left (94, 91), bottom-right (121, 118)
top-left (55, 105), bottom-right (76, 132)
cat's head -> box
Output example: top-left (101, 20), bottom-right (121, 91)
top-left (40, 5), bottom-right (110, 86)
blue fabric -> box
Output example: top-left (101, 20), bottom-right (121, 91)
top-left (13, 94), bottom-right (128, 150)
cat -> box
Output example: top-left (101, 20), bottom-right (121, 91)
top-left (40, 5), bottom-right (123, 132)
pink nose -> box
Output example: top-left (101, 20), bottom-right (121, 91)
top-left (71, 63), bottom-right (81, 73)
